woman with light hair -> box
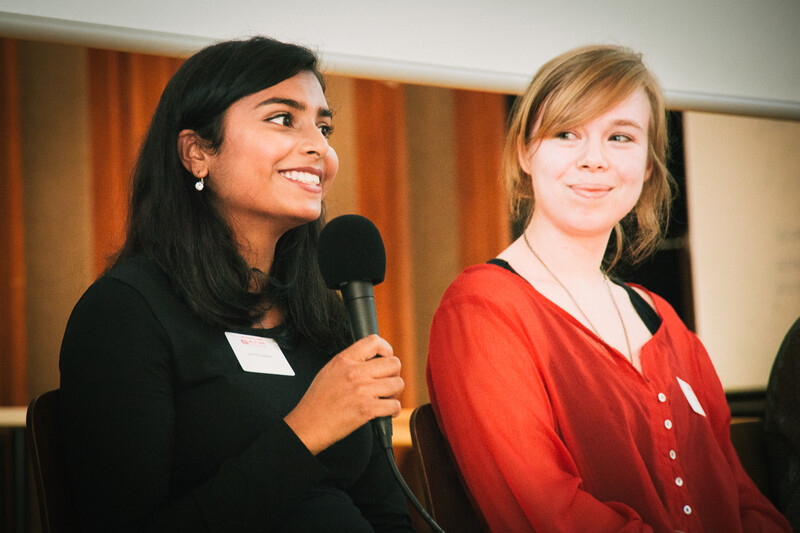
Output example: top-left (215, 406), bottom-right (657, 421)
top-left (427, 45), bottom-right (790, 532)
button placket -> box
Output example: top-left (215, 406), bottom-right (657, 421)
top-left (655, 387), bottom-right (691, 526)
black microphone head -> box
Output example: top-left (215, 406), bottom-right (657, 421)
top-left (317, 214), bottom-right (386, 289)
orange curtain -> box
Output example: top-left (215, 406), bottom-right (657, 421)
top-left (88, 50), bottom-right (183, 274)
top-left (0, 39), bottom-right (28, 406)
top-left (352, 79), bottom-right (419, 407)
top-left (453, 90), bottom-right (510, 268)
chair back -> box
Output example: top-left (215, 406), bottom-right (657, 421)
top-left (410, 403), bottom-right (484, 532)
top-left (730, 417), bottom-right (770, 497)
top-left (26, 389), bottom-right (75, 533)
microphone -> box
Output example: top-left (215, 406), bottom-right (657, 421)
top-left (317, 214), bottom-right (392, 449)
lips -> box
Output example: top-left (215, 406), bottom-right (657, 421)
top-left (569, 183), bottom-right (612, 199)
top-left (279, 169), bottom-right (321, 186)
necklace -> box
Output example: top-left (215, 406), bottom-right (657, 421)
top-left (522, 232), bottom-right (632, 360)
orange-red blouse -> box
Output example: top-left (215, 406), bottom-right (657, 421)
top-left (427, 263), bottom-right (790, 532)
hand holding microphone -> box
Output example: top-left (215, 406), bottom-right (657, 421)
top-left (283, 334), bottom-right (403, 455)
top-left (284, 214), bottom-right (403, 454)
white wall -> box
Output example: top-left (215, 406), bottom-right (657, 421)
top-left (1, 0), bottom-right (799, 118)
top-left (684, 113), bottom-right (800, 391)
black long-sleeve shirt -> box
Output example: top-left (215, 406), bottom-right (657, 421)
top-left (59, 256), bottom-right (414, 532)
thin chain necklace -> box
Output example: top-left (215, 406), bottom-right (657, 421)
top-left (522, 232), bottom-right (632, 360)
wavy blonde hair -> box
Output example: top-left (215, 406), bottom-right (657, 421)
top-left (503, 44), bottom-right (675, 269)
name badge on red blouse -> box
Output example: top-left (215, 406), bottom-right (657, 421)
top-left (225, 332), bottom-right (295, 376)
top-left (676, 377), bottom-right (706, 417)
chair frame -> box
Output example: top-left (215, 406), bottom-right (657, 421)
top-left (26, 389), bottom-right (75, 533)
top-left (409, 403), bottom-right (484, 532)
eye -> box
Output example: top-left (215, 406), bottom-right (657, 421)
top-left (318, 123), bottom-right (334, 138)
top-left (555, 131), bottom-right (577, 140)
top-left (266, 112), bottom-right (293, 127)
top-left (609, 133), bottom-right (633, 142)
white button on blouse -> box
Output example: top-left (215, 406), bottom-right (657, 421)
top-left (683, 505), bottom-right (692, 515)
top-left (675, 477), bottom-right (684, 486)
top-left (669, 450), bottom-right (677, 460)
top-left (658, 392), bottom-right (667, 402)
top-left (664, 419), bottom-right (673, 429)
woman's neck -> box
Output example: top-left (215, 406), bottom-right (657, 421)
top-left (231, 222), bottom-right (281, 275)
top-left (518, 222), bottom-right (611, 284)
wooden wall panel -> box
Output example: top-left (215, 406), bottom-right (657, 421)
top-left (453, 90), bottom-right (510, 268)
top-left (322, 75), bottom-right (359, 218)
top-left (405, 85), bottom-right (459, 405)
top-left (352, 79), bottom-right (419, 406)
top-left (88, 50), bottom-right (182, 274)
top-left (0, 38), bottom-right (28, 405)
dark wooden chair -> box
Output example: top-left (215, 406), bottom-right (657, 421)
top-left (26, 389), bottom-right (76, 533)
top-left (409, 403), bottom-right (484, 532)
top-left (730, 417), bottom-right (770, 497)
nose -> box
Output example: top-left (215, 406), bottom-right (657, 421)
top-left (577, 138), bottom-right (608, 171)
top-left (300, 123), bottom-right (330, 158)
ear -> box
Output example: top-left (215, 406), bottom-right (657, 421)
top-left (177, 129), bottom-right (211, 178)
top-left (644, 159), bottom-right (654, 182)
top-left (518, 141), bottom-right (533, 176)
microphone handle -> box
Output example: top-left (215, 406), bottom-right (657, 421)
top-left (341, 281), bottom-right (380, 339)
top-left (340, 281), bottom-right (393, 449)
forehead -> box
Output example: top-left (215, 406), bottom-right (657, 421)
top-left (234, 71), bottom-right (329, 113)
top-left (536, 87), bottom-right (651, 135)
top-left (591, 89), bottom-right (650, 126)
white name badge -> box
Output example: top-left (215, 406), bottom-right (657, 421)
top-left (676, 376), bottom-right (706, 417)
top-left (225, 332), bottom-right (295, 376)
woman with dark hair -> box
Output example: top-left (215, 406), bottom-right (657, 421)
top-left (59, 36), bottom-right (414, 532)
top-left (427, 45), bottom-right (791, 532)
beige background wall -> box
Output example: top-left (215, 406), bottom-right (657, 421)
top-left (684, 113), bottom-right (800, 390)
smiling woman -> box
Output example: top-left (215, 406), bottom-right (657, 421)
top-left (57, 36), bottom-right (414, 532)
top-left (427, 44), bottom-right (792, 532)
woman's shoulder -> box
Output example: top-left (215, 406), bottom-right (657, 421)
top-left (67, 257), bottom-right (166, 325)
top-left (68, 256), bottom-right (185, 335)
top-left (622, 282), bottom-right (682, 323)
top-left (105, 255), bottom-right (172, 293)
top-left (437, 261), bottom-right (531, 314)
top-left (445, 261), bottom-right (525, 294)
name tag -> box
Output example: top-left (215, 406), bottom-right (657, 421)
top-left (676, 377), bottom-right (706, 417)
top-left (225, 332), bottom-right (294, 376)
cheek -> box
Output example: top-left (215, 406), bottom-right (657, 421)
top-left (324, 148), bottom-right (339, 186)
top-left (619, 154), bottom-right (650, 184)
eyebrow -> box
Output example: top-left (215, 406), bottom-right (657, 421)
top-left (256, 97), bottom-right (333, 118)
top-left (610, 119), bottom-right (645, 131)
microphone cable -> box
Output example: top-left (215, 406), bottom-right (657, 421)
top-left (374, 424), bottom-right (446, 533)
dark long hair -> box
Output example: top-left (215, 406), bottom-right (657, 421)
top-left (115, 36), bottom-right (350, 351)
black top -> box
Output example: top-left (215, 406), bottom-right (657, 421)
top-left (487, 258), bottom-right (662, 335)
top-left (764, 316), bottom-right (800, 531)
top-left (59, 256), bottom-right (414, 532)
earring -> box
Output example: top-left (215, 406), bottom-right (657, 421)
top-left (194, 170), bottom-right (206, 191)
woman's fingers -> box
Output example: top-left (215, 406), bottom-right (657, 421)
top-left (340, 334), bottom-right (394, 362)
top-left (285, 335), bottom-right (405, 454)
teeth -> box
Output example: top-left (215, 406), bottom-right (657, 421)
top-left (281, 171), bottom-right (320, 185)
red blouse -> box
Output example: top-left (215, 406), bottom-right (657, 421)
top-left (427, 263), bottom-right (790, 532)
